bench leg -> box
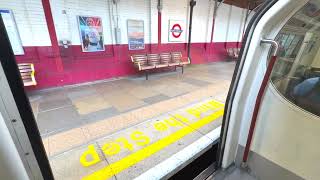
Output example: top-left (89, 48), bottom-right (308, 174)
top-left (182, 66), bottom-right (184, 74)
top-left (175, 66), bottom-right (177, 71)
top-left (145, 70), bottom-right (148, 80)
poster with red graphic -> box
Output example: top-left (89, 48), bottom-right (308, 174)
top-left (78, 16), bottom-right (105, 52)
top-left (168, 20), bottom-right (186, 42)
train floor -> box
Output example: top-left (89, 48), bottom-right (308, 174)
top-left (208, 166), bottom-right (256, 180)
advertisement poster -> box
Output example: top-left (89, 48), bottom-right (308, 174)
top-left (78, 16), bottom-right (105, 52)
top-left (0, 9), bottom-right (24, 55)
top-left (168, 20), bottom-right (186, 42)
top-left (127, 20), bottom-right (145, 50)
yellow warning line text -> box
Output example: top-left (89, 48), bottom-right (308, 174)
top-left (82, 108), bottom-right (224, 180)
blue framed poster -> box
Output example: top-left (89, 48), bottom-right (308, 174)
top-left (127, 19), bottom-right (145, 50)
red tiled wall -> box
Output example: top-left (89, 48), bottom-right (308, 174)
top-left (17, 42), bottom-right (240, 90)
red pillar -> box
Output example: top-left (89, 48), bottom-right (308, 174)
top-left (158, 11), bottom-right (162, 47)
top-left (41, 0), bottom-right (64, 72)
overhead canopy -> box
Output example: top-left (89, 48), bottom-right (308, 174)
top-left (223, 0), bottom-right (265, 10)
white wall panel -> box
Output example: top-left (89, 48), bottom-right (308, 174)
top-left (213, 3), bottom-right (246, 42)
top-left (117, 0), bottom-right (151, 44)
top-left (191, 0), bottom-right (212, 43)
top-left (162, 0), bottom-right (189, 43)
top-left (212, 3), bottom-right (229, 42)
top-left (50, 0), bottom-right (152, 45)
top-left (0, 0), bottom-right (51, 46)
top-left (227, 5), bottom-right (245, 42)
top-left (49, 0), bottom-right (113, 45)
top-left (1, 0), bottom-right (248, 47)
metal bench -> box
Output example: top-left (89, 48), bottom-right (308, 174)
top-left (159, 53), bottom-right (171, 68)
top-left (170, 52), bottom-right (190, 73)
top-left (131, 52), bottom-right (190, 80)
top-left (18, 63), bottom-right (37, 86)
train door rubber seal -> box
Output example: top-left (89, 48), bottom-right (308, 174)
top-left (216, 0), bottom-right (279, 168)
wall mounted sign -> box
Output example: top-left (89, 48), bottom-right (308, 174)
top-left (168, 20), bottom-right (186, 42)
top-left (78, 16), bottom-right (105, 52)
top-left (127, 19), bottom-right (145, 50)
top-left (0, 9), bottom-right (24, 55)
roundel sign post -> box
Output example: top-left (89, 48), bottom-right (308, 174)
top-left (168, 20), bottom-right (185, 42)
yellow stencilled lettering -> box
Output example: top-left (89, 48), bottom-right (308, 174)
top-left (204, 101), bottom-right (217, 110)
top-left (116, 137), bottom-right (134, 151)
top-left (206, 100), bottom-right (224, 109)
top-left (102, 142), bottom-right (121, 156)
top-left (164, 117), bottom-right (184, 126)
top-left (198, 104), bottom-right (210, 112)
top-left (187, 100), bottom-right (223, 118)
top-left (130, 131), bottom-right (151, 146)
top-left (82, 109), bottom-right (224, 180)
top-left (186, 108), bottom-right (202, 118)
top-left (173, 114), bottom-right (190, 123)
top-left (80, 145), bottom-right (101, 167)
top-left (154, 121), bottom-right (168, 131)
top-left (205, 104), bottom-right (217, 112)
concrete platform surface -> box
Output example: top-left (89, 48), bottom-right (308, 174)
top-left (26, 62), bottom-right (236, 179)
top-left (49, 99), bottom-right (224, 180)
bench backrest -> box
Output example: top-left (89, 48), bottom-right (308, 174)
top-left (171, 52), bottom-right (182, 62)
top-left (131, 52), bottom-right (184, 66)
top-left (160, 53), bottom-right (171, 64)
top-left (227, 48), bottom-right (240, 58)
top-left (18, 63), bottom-right (36, 86)
top-left (147, 54), bottom-right (160, 65)
top-left (234, 48), bottom-right (240, 58)
top-left (227, 48), bottom-right (233, 56)
top-left (131, 54), bottom-right (148, 66)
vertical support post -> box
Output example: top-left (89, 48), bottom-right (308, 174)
top-left (41, 0), bottom-right (64, 72)
top-left (224, 4), bottom-right (232, 50)
top-left (145, 70), bottom-right (148, 80)
top-left (187, 0), bottom-right (196, 63)
top-left (157, 0), bottom-right (162, 47)
top-left (210, 0), bottom-right (218, 44)
top-left (238, 3), bottom-right (250, 49)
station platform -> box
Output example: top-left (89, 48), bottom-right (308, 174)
top-left (27, 61), bottom-right (235, 179)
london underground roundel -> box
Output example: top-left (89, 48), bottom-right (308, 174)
top-left (170, 24), bottom-right (183, 38)
top-left (168, 20), bottom-right (186, 42)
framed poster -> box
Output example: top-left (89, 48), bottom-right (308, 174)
top-left (168, 20), bottom-right (186, 42)
top-left (127, 20), bottom-right (145, 50)
top-left (0, 9), bottom-right (24, 55)
top-left (78, 16), bottom-right (105, 52)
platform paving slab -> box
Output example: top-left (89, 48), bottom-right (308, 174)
top-left (142, 94), bottom-right (171, 104)
top-left (48, 99), bottom-right (223, 180)
top-left (50, 143), bottom-right (117, 180)
top-left (37, 106), bottom-right (83, 135)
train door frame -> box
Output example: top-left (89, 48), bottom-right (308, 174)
top-left (0, 16), bottom-right (54, 179)
top-left (2, 0), bottom-right (312, 179)
top-left (218, 0), bottom-right (309, 169)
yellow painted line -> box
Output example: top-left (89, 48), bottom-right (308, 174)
top-left (83, 107), bottom-right (224, 180)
